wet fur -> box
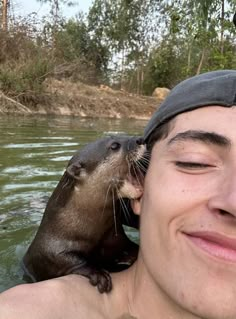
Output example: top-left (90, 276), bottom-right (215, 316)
top-left (23, 136), bottom-right (146, 293)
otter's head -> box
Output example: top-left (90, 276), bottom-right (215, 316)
top-left (65, 136), bottom-right (145, 200)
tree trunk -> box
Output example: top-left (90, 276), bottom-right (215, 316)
top-left (120, 48), bottom-right (125, 90)
top-left (140, 51), bottom-right (144, 95)
top-left (140, 66), bottom-right (144, 95)
top-left (52, 0), bottom-right (59, 52)
top-left (136, 64), bottom-right (140, 95)
top-left (220, 0), bottom-right (225, 55)
top-left (196, 47), bottom-right (206, 75)
top-left (2, 0), bottom-right (8, 31)
top-left (187, 41), bottom-right (192, 75)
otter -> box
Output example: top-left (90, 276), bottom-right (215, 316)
top-left (23, 135), bottom-right (145, 293)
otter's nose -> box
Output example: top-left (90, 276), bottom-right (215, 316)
top-left (135, 137), bottom-right (144, 145)
top-left (127, 136), bottom-right (144, 151)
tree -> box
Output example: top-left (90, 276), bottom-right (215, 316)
top-left (88, 0), bottom-right (156, 90)
top-left (140, 0), bottom-right (236, 93)
top-left (36, 0), bottom-right (75, 49)
top-left (54, 16), bottom-right (110, 83)
top-left (1, 0), bottom-right (9, 31)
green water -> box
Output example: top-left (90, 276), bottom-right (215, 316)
top-left (0, 115), bottom-right (146, 292)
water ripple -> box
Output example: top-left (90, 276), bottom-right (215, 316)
top-left (50, 156), bottom-right (71, 162)
top-left (3, 142), bottom-right (79, 149)
top-left (3, 181), bottom-right (56, 191)
top-left (22, 149), bottom-right (76, 159)
top-left (2, 166), bottom-right (63, 176)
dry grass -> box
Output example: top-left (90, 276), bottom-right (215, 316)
top-left (35, 78), bottom-right (161, 119)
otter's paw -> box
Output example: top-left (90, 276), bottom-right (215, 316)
top-left (89, 269), bottom-right (112, 293)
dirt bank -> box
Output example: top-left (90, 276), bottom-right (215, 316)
top-left (0, 79), bottom-right (162, 119)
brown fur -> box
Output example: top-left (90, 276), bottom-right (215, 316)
top-left (23, 136), bottom-right (144, 293)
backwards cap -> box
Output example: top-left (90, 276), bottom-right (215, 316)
top-left (144, 70), bottom-right (236, 142)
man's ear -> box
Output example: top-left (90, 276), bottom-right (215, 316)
top-left (66, 163), bottom-right (82, 180)
top-left (131, 196), bottom-right (143, 216)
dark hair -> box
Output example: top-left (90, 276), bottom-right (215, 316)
top-left (146, 118), bottom-right (175, 152)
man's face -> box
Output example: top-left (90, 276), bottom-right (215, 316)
top-left (139, 106), bottom-right (236, 318)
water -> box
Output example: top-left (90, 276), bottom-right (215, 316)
top-left (0, 115), bottom-right (146, 292)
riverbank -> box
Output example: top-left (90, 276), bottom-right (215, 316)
top-left (0, 79), bottom-right (160, 120)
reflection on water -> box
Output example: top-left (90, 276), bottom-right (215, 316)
top-left (0, 115), bottom-right (146, 292)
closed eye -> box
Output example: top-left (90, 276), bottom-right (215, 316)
top-left (175, 161), bottom-right (212, 169)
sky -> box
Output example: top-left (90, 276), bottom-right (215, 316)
top-left (12, 0), bottom-right (93, 18)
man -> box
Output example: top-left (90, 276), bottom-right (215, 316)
top-left (0, 70), bottom-right (236, 319)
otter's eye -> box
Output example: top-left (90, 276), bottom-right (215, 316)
top-left (110, 142), bottom-right (121, 151)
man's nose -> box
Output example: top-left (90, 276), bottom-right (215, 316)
top-left (208, 173), bottom-right (236, 218)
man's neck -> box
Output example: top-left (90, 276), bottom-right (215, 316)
top-left (123, 258), bottom-right (203, 319)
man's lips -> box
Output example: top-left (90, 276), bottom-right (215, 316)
top-left (184, 231), bottom-right (236, 262)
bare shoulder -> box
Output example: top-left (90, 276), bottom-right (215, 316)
top-left (57, 274), bottom-right (108, 318)
top-left (0, 275), bottom-right (106, 319)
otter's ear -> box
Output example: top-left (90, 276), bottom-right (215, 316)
top-left (66, 163), bottom-right (82, 180)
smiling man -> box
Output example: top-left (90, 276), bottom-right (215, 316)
top-left (0, 70), bottom-right (236, 319)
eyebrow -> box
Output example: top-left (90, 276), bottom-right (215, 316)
top-left (167, 130), bottom-right (231, 148)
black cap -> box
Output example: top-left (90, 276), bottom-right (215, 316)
top-left (144, 70), bottom-right (236, 142)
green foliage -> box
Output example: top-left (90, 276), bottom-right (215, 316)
top-left (87, 0), bottom-right (154, 89)
top-left (0, 0), bottom-right (235, 104)
top-left (54, 18), bottom-right (91, 61)
top-left (0, 23), bottom-right (53, 104)
top-left (0, 57), bottom-right (52, 99)
top-left (133, 0), bottom-right (236, 93)
top-left (54, 17), bottom-right (110, 83)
